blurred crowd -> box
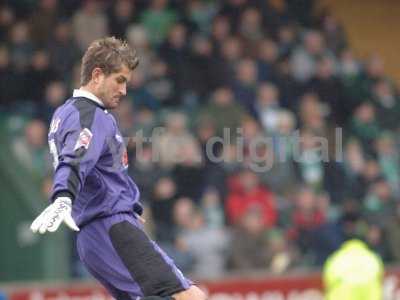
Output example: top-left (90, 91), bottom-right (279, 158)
top-left (1, 0), bottom-right (400, 280)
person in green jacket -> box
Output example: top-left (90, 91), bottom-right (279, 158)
top-left (323, 239), bottom-right (384, 300)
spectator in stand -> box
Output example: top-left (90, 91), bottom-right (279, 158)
top-left (256, 38), bottom-right (279, 82)
top-left (25, 49), bottom-right (58, 104)
top-left (358, 54), bottom-right (387, 99)
top-left (365, 224), bottom-right (390, 262)
top-left (371, 79), bottom-right (400, 130)
top-left (172, 138), bottom-right (205, 202)
top-left (340, 200), bottom-right (368, 241)
top-left (184, 0), bottom-right (217, 34)
top-left (167, 197), bottom-right (197, 272)
top-left (257, 0), bottom-right (291, 34)
top-left (108, 0), bottom-right (137, 39)
top-left (0, 46), bottom-right (20, 106)
top-left (218, 0), bottom-right (248, 30)
top-left (38, 80), bottom-right (67, 123)
top-left (290, 30), bottom-right (331, 82)
top-left (319, 13), bottom-right (347, 55)
top-left (286, 0), bottom-right (316, 27)
top-left (289, 186), bottom-right (342, 265)
top-left (196, 119), bottom-right (218, 164)
top-left (294, 129), bottom-right (325, 192)
top-left (289, 187), bottom-right (325, 243)
top-left (112, 98), bottom-right (136, 136)
top-left (342, 139), bottom-right (366, 198)
top-left (128, 67), bottom-right (159, 110)
top-left (158, 23), bottom-right (190, 106)
top-left (213, 36), bottom-right (243, 87)
top-left (198, 87), bottom-right (246, 138)
top-left (126, 25), bottom-right (155, 81)
top-left (153, 112), bottom-right (198, 169)
top-left (186, 34), bottom-right (220, 100)
top-left (293, 121), bottom-right (346, 203)
top-left (363, 178), bottom-right (396, 227)
top-left (384, 201), bottom-right (400, 262)
top-left (237, 7), bottom-right (264, 57)
top-left (72, 0), bottom-right (108, 52)
top-left (144, 58), bottom-right (174, 108)
top-left (267, 229), bottom-right (299, 274)
top-left (351, 159), bottom-right (382, 201)
top-left (254, 82), bottom-right (282, 133)
top-left (149, 177), bottom-right (178, 243)
top-left (178, 208), bottom-right (230, 279)
top-left (273, 55), bottom-right (302, 110)
top-left (47, 21), bottom-right (81, 84)
top-left (0, 5), bottom-right (15, 41)
top-left (277, 24), bottom-right (297, 57)
top-left (261, 110), bottom-right (299, 196)
top-left (375, 133), bottom-right (400, 195)
top-left (349, 102), bottom-right (381, 154)
top-left (195, 121), bottom-right (229, 198)
top-left (226, 168), bottom-right (277, 228)
top-left (337, 48), bottom-right (362, 111)
top-left (307, 56), bottom-right (347, 125)
top-left (12, 119), bottom-right (52, 177)
top-left (29, 0), bottom-right (59, 47)
top-left (8, 21), bottom-right (33, 72)
top-left (231, 58), bottom-right (259, 115)
top-left (140, 0), bottom-right (177, 47)
top-left (239, 116), bottom-right (266, 161)
top-left (230, 207), bottom-right (298, 273)
top-left (200, 187), bottom-right (225, 229)
top-left (70, 61), bottom-right (82, 88)
top-left (219, 35), bottom-right (244, 67)
top-left (210, 15), bottom-right (231, 50)
top-left (131, 106), bottom-right (157, 137)
top-left (298, 93), bottom-right (330, 137)
top-left (129, 143), bottom-right (159, 204)
top-left (229, 208), bottom-right (271, 271)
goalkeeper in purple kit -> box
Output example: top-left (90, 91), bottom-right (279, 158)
top-left (30, 37), bottom-right (206, 300)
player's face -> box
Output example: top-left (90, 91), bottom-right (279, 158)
top-left (97, 65), bottom-right (132, 109)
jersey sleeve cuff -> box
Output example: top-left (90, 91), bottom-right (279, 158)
top-left (52, 190), bottom-right (75, 203)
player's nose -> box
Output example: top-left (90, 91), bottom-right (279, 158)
top-left (119, 83), bottom-right (127, 96)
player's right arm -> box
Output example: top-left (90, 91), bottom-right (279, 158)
top-left (31, 102), bottom-right (107, 234)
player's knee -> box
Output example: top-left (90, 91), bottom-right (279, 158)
top-left (173, 286), bottom-right (207, 300)
top-left (190, 286), bottom-right (206, 300)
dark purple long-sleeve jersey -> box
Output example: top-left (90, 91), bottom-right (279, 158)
top-left (48, 92), bottom-right (141, 227)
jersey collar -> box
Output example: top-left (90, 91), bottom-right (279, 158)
top-left (73, 89), bottom-right (105, 107)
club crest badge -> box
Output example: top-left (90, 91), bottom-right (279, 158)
top-left (74, 128), bottom-right (93, 150)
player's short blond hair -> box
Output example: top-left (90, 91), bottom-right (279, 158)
top-left (80, 36), bottom-right (139, 86)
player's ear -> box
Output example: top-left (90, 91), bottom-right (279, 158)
top-left (91, 67), bottom-right (104, 84)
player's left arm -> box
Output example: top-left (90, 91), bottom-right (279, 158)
top-left (31, 110), bottom-right (107, 234)
top-left (51, 111), bottom-right (107, 201)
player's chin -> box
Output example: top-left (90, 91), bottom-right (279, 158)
top-left (108, 98), bottom-right (120, 109)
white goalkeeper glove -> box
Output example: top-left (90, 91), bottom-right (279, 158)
top-left (30, 197), bottom-right (79, 234)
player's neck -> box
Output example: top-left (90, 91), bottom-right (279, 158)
top-left (80, 85), bottom-right (99, 98)
top-left (77, 85), bottom-right (105, 107)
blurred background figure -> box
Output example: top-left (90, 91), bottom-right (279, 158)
top-left (323, 239), bottom-right (384, 300)
top-left (72, 0), bottom-right (108, 52)
top-left (12, 118), bottom-right (52, 177)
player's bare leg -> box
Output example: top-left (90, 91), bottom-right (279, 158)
top-left (172, 286), bottom-right (207, 300)
top-left (140, 286), bottom-right (206, 300)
